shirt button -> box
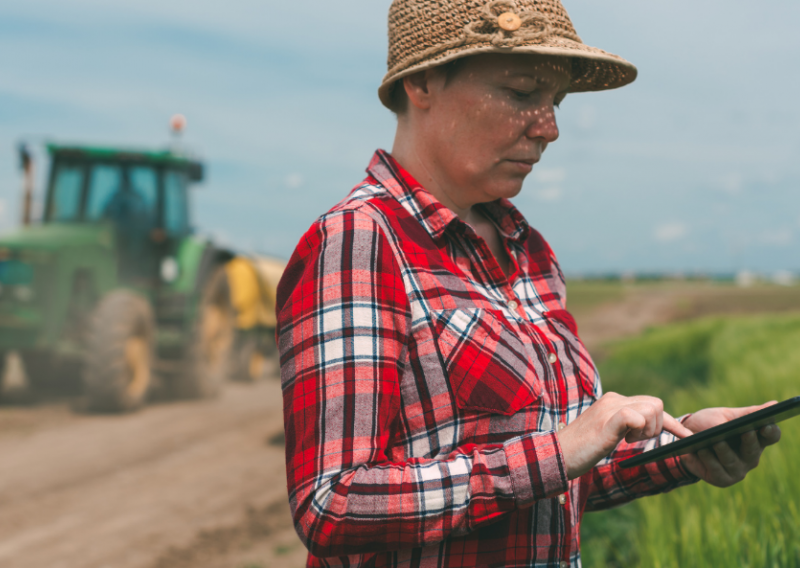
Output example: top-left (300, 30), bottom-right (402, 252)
top-left (560, 562), bottom-right (569, 568)
top-left (508, 300), bottom-right (519, 310)
top-left (558, 493), bottom-right (567, 505)
top-left (557, 422), bottom-right (566, 431)
top-left (548, 352), bottom-right (558, 364)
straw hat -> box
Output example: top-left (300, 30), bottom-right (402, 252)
top-left (379, 0), bottom-right (637, 108)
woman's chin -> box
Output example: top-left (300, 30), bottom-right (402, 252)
top-left (484, 181), bottom-right (525, 202)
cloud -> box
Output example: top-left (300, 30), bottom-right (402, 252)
top-left (535, 187), bottom-right (563, 202)
top-left (760, 170), bottom-right (780, 184)
top-left (285, 174), bottom-right (304, 189)
top-left (714, 172), bottom-right (744, 194)
top-left (533, 167), bottom-right (566, 184)
top-left (654, 222), bottom-right (689, 243)
top-left (576, 105), bottom-right (596, 130)
top-left (529, 168), bottom-right (565, 201)
top-left (759, 228), bottom-right (793, 246)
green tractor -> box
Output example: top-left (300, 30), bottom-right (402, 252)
top-left (0, 142), bottom-right (283, 411)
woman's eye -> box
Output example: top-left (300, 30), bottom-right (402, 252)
top-left (510, 89), bottom-right (536, 100)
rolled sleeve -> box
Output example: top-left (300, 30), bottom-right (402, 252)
top-left (585, 426), bottom-right (699, 512)
top-left (504, 431), bottom-right (570, 508)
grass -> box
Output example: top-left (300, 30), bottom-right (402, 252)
top-left (274, 544), bottom-right (296, 556)
top-left (581, 314), bottom-right (800, 567)
top-left (565, 280), bottom-right (626, 318)
top-left (565, 279), bottom-right (800, 324)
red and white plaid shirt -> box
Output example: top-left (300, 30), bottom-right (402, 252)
top-left (277, 150), bottom-right (696, 568)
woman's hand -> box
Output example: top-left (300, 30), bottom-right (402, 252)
top-left (556, 392), bottom-right (694, 479)
top-left (680, 404), bottom-right (782, 487)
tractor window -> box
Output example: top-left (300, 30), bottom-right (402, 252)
top-left (85, 165), bottom-right (123, 220)
top-left (86, 165), bottom-right (157, 227)
top-left (50, 164), bottom-right (85, 222)
top-left (129, 166), bottom-right (158, 213)
top-left (163, 170), bottom-right (189, 235)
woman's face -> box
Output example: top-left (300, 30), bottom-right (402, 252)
top-left (419, 54), bottom-right (571, 207)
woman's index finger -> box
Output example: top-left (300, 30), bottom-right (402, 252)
top-left (663, 412), bottom-right (694, 439)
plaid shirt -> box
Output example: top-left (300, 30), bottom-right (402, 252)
top-left (277, 151), bottom-right (696, 568)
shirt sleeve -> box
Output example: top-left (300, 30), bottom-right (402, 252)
top-left (277, 207), bottom-right (569, 559)
top-left (584, 422), bottom-right (699, 512)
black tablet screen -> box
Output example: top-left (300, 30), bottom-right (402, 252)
top-left (619, 396), bottom-right (800, 470)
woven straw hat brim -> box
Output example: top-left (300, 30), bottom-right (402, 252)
top-left (378, 39), bottom-right (637, 108)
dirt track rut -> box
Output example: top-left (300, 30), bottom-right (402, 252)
top-left (0, 379), bottom-right (304, 568)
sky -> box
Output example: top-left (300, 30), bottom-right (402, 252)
top-left (0, 0), bottom-right (798, 275)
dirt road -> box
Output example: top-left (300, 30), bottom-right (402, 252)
top-left (0, 378), bottom-right (307, 568)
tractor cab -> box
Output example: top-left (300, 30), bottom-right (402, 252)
top-left (0, 137), bottom-right (282, 413)
top-left (44, 145), bottom-right (203, 282)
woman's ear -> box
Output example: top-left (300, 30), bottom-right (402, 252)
top-left (403, 70), bottom-right (437, 110)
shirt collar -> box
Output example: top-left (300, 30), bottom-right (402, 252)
top-left (366, 150), bottom-right (531, 243)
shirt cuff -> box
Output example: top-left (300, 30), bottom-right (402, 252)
top-left (503, 431), bottom-right (569, 508)
top-left (642, 415), bottom-right (701, 485)
top-left (673, 414), bottom-right (701, 482)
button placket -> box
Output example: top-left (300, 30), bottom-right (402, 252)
top-left (556, 419), bottom-right (568, 510)
top-left (556, 419), bottom-right (567, 511)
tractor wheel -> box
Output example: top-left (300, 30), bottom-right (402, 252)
top-left (231, 332), bottom-right (277, 382)
top-left (172, 268), bottom-right (235, 399)
top-left (83, 290), bottom-right (155, 412)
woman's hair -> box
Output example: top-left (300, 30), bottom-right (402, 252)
top-left (388, 58), bottom-right (467, 116)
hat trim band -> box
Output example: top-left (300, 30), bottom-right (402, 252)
top-left (387, 1), bottom-right (580, 82)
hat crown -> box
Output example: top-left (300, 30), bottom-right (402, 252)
top-left (387, 0), bottom-right (581, 74)
top-left (378, 0), bottom-right (638, 108)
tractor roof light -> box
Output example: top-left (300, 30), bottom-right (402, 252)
top-left (170, 114), bottom-right (187, 135)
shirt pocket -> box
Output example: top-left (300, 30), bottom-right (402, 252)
top-left (431, 308), bottom-right (542, 416)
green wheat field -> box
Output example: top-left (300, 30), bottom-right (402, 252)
top-left (580, 313), bottom-right (800, 567)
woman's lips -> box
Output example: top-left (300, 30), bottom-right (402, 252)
top-left (507, 158), bottom-right (538, 173)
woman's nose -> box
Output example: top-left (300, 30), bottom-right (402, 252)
top-left (524, 105), bottom-right (560, 144)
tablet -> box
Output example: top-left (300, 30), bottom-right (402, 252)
top-left (619, 396), bottom-right (800, 469)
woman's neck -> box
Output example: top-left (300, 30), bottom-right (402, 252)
top-left (391, 137), bottom-right (510, 277)
top-left (392, 134), bottom-right (473, 221)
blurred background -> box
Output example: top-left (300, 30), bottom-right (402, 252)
top-left (0, 1), bottom-right (797, 568)
top-left (2, 0), bottom-right (798, 276)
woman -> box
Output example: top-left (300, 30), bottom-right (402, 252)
top-left (276, 1), bottom-right (780, 566)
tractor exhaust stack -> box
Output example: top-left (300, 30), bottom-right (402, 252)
top-left (18, 144), bottom-right (34, 226)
